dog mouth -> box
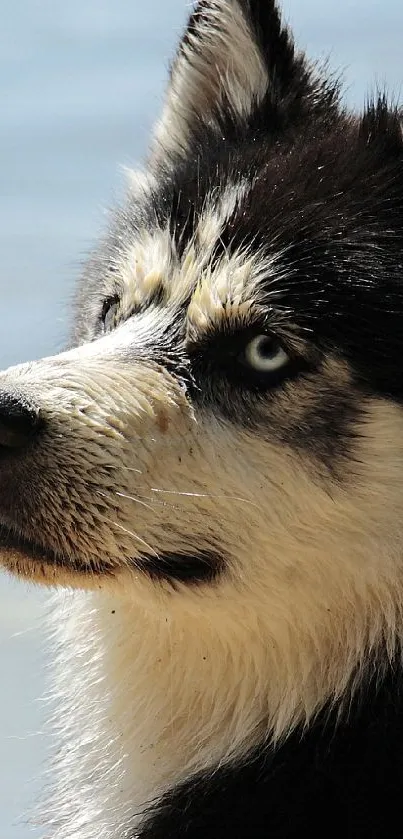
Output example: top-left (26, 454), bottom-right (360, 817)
top-left (0, 524), bottom-right (110, 578)
top-left (0, 526), bottom-right (225, 587)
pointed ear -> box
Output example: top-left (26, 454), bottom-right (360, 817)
top-left (150, 0), bottom-right (339, 165)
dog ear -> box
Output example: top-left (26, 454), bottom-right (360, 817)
top-left (150, 0), bottom-right (339, 166)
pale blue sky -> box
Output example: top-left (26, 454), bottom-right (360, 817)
top-left (0, 1), bottom-right (402, 835)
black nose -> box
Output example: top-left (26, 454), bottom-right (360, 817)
top-left (0, 391), bottom-right (42, 449)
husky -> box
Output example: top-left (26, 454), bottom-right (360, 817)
top-left (1, 1), bottom-right (403, 836)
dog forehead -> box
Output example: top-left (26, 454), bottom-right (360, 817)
top-left (115, 134), bottom-right (352, 316)
top-left (117, 179), bottom-right (278, 333)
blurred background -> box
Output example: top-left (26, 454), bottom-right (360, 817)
top-left (0, 0), bottom-right (402, 834)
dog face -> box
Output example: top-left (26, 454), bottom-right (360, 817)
top-left (0, 0), bottom-right (403, 636)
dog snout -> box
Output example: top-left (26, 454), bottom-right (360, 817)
top-left (0, 389), bottom-right (42, 450)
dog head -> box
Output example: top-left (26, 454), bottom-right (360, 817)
top-left (0, 1), bottom-right (402, 653)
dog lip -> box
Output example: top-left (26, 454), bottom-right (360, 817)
top-left (0, 525), bottom-right (107, 575)
top-left (135, 549), bottom-right (226, 585)
top-left (0, 524), bottom-right (55, 562)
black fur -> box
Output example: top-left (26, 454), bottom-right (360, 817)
top-left (138, 662), bottom-right (403, 839)
top-left (76, 114), bottom-right (403, 411)
top-left (159, 103), bottom-right (403, 403)
top-left (75, 102), bottom-right (403, 472)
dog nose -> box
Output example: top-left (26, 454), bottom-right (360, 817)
top-left (0, 391), bottom-right (41, 449)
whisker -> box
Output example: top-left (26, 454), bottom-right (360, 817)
top-left (98, 487), bottom-right (188, 515)
top-left (103, 516), bottom-right (160, 559)
top-left (97, 488), bottom-right (153, 512)
top-left (97, 474), bottom-right (261, 511)
top-left (116, 491), bottom-right (154, 513)
top-left (149, 487), bottom-right (261, 509)
top-left (101, 465), bottom-right (143, 474)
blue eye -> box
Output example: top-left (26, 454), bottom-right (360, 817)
top-left (244, 335), bottom-right (289, 372)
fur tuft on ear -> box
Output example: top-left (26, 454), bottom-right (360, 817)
top-left (360, 95), bottom-right (403, 159)
top-left (150, 0), bottom-right (340, 166)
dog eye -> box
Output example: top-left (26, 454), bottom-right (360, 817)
top-left (243, 335), bottom-right (289, 372)
top-left (100, 296), bottom-right (120, 334)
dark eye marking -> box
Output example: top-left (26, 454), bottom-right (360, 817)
top-left (100, 295), bottom-right (120, 334)
top-left (188, 326), bottom-right (311, 393)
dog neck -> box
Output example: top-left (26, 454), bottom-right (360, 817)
top-left (43, 566), bottom-right (402, 839)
